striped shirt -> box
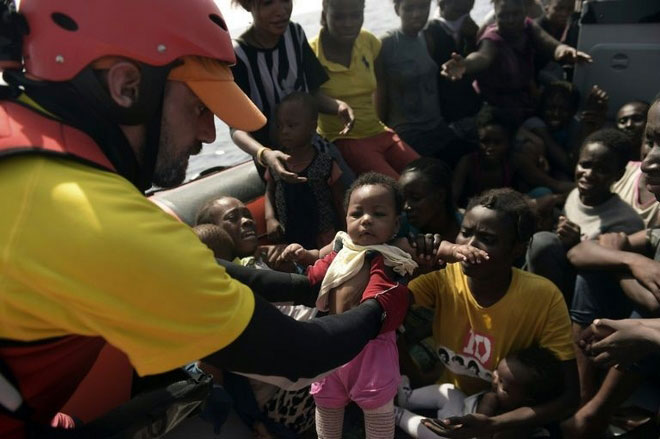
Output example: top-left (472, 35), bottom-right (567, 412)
top-left (232, 22), bottom-right (328, 147)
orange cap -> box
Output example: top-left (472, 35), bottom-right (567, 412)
top-left (168, 56), bottom-right (266, 132)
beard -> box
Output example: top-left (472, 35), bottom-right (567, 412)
top-left (152, 125), bottom-right (197, 188)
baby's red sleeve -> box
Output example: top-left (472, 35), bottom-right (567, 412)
top-left (305, 251), bottom-right (338, 286)
top-left (361, 254), bottom-right (410, 334)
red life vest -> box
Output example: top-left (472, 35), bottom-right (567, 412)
top-left (0, 100), bottom-right (127, 438)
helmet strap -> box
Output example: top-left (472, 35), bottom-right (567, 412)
top-left (3, 62), bottom-right (174, 193)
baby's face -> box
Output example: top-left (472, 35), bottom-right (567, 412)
top-left (346, 184), bottom-right (400, 246)
top-left (491, 357), bottom-right (531, 411)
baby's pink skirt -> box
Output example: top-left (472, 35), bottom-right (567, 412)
top-left (311, 331), bottom-right (400, 410)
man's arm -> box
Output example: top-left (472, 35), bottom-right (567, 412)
top-left (567, 241), bottom-right (639, 270)
top-left (205, 294), bottom-right (383, 380)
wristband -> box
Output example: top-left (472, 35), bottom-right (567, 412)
top-left (256, 146), bottom-right (271, 167)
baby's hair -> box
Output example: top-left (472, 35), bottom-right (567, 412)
top-left (466, 188), bottom-right (536, 245)
top-left (401, 158), bottom-right (455, 219)
top-left (276, 91), bottom-right (319, 122)
top-left (507, 346), bottom-right (563, 404)
top-left (540, 80), bottom-right (580, 113)
top-left (344, 172), bottom-right (403, 215)
top-left (476, 104), bottom-right (516, 138)
top-left (193, 224), bottom-right (235, 260)
top-left (582, 128), bottom-right (633, 171)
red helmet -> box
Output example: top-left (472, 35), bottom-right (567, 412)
top-left (19, 0), bottom-right (236, 81)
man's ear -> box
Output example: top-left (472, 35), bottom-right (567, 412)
top-left (105, 61), bottom-right (142, 108)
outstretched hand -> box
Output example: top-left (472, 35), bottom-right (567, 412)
top-left (441, 52), bottom-right (467, 81)
top-left (263, 149), bottom-right (307, 184)
top-left (554, 44), bottom-right (592, 64)
top-left (408, 234), bottom-right (488, 268)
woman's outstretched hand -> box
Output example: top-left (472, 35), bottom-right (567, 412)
top-left (441, 52), bottom-right (467, 81)
top-left (554, 44), bottom-right (592, 64)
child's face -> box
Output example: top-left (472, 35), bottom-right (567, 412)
top-left (438, 0), bottom-right (474, 21)
top-left (492, 357), bottom-right (532, 411)
top-left (641, 103), bottom-right (660, 199)
top-left (494, 0), bottom-right (526, 38)
top-left (542, 92), bottom-right (573, 131)
top-left (399, 170), bottom-right (446, 230)
top-left (545, 0), bottom-right (573, 28)
top-left (323, 0), bottom-right (364, 45)
top-left (213, 197), bottom-right (258, 257)
top-left (346, 184), bottom-right (400, 246)
top-left (251, 0), bottom-right (292, 37)
top-left (575, 141), bottom-right (623, 206)
top-left (456, 206), bottom-right (519, 279)
top-left (478, 124), bottom-right (510, 164)
top-left (617, 102), bottom-right (649, 148)
top-left (397, 0), bottom-right (431, 36)
top-left (276, 101), bottom-right (316, 151)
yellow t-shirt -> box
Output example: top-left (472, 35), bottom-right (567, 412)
top-left (310, 30), bottom-right (386, 141)
top-left (0, 156), bottom-right (255, 376)
top-left (409, 263), bottom-right (575, 395)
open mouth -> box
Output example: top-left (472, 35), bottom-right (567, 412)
top-left (241, 229), bottom-right (256, 239)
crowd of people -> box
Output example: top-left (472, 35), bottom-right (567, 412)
top-left (1, 0), bottom-right (659, 438)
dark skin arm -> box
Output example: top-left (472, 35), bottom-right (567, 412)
top-left (529, 20), bottom-right (592, 65)
top-left (441, 39), bottom-right (498, 81)
top-left (566, 230), bottom-right (649, 269)
top-left (617, 276), bottom-right (660, 316)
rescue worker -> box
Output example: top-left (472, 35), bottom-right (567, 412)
top-left (0, 1), bottom-right (409, 436)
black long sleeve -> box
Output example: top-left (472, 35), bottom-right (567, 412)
top-left (217, 259), bottom-right (318, 307)
top-left (204, 294), bottom-right (382, 380)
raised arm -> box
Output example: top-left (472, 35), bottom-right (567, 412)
top-left (441, 39), bottom-right (498, 81)
top-left (530, 20), bottom-right (591, 65)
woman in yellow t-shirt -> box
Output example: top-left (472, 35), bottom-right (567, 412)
top-left (404, 188), bottom-right (578, 438)
top-left (309, 0), bottom-right (419, 179)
